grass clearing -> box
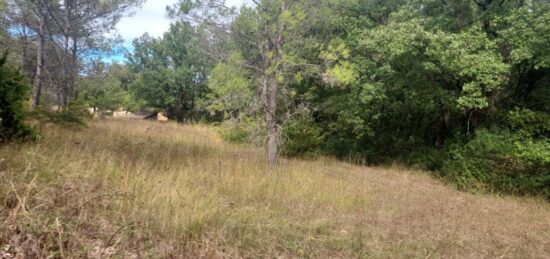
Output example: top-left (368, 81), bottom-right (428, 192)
top-left (1, 119), bottom-right (549, 258)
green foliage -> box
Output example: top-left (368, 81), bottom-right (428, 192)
top-left (32, 101), bottom-right (91, 127)
top-left (79, 62), bottom-right (141, 113)
top-left (404, 147), bottom-right (448, 171)
top-left (0, 53), bottom-right (34, 142)
top-left (218, 118), bottom-right (261, 144)
top-left (428, 28), bottom-right (510, 111)
top-left (44, 110), bottom-right (87, 127)
top-left (127, 22), bottom-right (209, 122)
top-left (507, 108), bottom-right (550, 138)
top-left (271, 0), bottom-right (549, 198)
top-left (440, 130), bottom-right (550, 199)
top-left (204, 53), bottom-right (252, 118)
top-left (495, 7), bottom-right (550, 70)
top-left (218, 121), bottom-right (249, 143)
top-left (282, 115), bottom-right (324, 158)
top-left (159, 0), bottom-right (550, 198)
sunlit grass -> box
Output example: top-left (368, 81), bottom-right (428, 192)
top-left (1, 119), bottom-right (549, 258)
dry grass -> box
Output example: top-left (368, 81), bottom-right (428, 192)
top-left (1, 119), bottom-right (549, 258)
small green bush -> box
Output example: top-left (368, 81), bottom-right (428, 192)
top-left (282, 116), bottom-right (324, 158)
top-left (405, 147), bottom-right (447, 171)
top-left (32, 101), bottom-right (91, 127)
top-left (0, 53), bottom-right (34, 142)
top-left (440, 129), bottom-right (550, 199)
top-left (218, 118), bottom-right (258, 144)
top-left (219, 123), bottom-right (249, 143)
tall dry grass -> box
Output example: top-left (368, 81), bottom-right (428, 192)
top-left (1, 119), bottom-right (549, 258)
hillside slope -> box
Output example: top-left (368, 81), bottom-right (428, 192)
top-left (1, 119), bottom-right (549, 258)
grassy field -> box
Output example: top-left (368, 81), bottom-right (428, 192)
top-left (1, 119), bottom-right (549, 258)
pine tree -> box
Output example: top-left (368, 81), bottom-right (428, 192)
top-left (0, 53), bottom-right (33, 142)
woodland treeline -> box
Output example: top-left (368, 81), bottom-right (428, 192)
top-left (1, 0), bottom-right (549, 199)
top-left (0, 0), bottom-right (143, 108)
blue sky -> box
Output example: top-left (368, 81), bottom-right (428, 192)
top-left (104, 0), bottom-right (248, 63)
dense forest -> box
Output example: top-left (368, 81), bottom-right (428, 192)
top-left (1, 0), bottom-right (549, 200)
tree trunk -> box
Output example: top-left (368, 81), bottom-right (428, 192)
top-left (265, 76), bottom-right (279, 166)
top-left (21, 24), bottom-right (30, 77)
top-left (32, 2), bottom-right (46, 109)
top-left (58, 0), bottom-right (72, 109)
top-left (175, 90), bottom-right (186, 123)
top-left (261, 34), bottom-right (279, 166)
top-left (58, 34), bottom-right (69, 109)
top-left (435, 108), bottom-right (450, 147)
top-left (261, 1), bottom-right (286, 167)
top-left (70, 36), bottom-right (78, 99)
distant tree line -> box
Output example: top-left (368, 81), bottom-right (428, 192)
top-left (0, 0), bottom-right (143, 109)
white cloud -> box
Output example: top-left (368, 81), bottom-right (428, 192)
top-left (115, 0), bottom-right (249, 47)
top-left (115, 0), bottom-right (176, 46)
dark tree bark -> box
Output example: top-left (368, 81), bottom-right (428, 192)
top-left (70, 36), bottom-right (78, 99)
top-left (32, 1), bottom-right (46, 109)
top-left (261, 1), bottom-right (286, 166)
top-left (435, 108), bottom-right (451, 147)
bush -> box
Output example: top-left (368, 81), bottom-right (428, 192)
top-left (219, 120), bottom-right (249, 143)
top-left (440, 129), bottom-right (550, 199)
top-left (219, 115), bottom-right (325, 159)
top-left (0, 53), bottom-right (34, 142)
top-left (405, 147), bottom-right (447, 171)
top-left (32, 101), bottom-right (91, 127)
top-left (282, 116), bottom-right (324, 158)
top-left (507, 108), bottom-right (550, 138)
top-left (218, 118), bottom-right (263, 144)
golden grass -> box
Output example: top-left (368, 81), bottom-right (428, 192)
top-left (1, 119), bottom-right (549, 258)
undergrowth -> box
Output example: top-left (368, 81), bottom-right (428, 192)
top-left (1, 119), bottom-right (549, 258)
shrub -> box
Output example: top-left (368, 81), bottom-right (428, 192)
top-left (218, 118), bottom-right (263, 144)
top-left (32, 101), bottom-right (91, 127)
top-left (440, 129), bottom-right (550, 199)
top-left (405, 147), bottom-right (447, 171)
top-left (219, 120), bottom-right (249, 143)
top-left (507, 108), bottom-right (550, 138)
top-left (0, 53), bottom-right (34, 142)
top-left (219, 115), bottom-right (325, 159)
top-left (282, 116), bottom-right (324, 158)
